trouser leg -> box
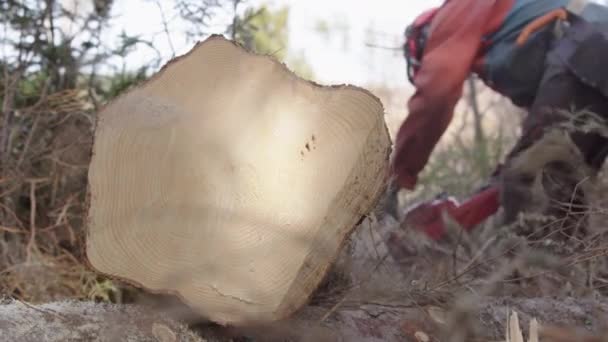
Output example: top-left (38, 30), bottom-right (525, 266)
top-left (499, 48), bottom-right (608, 235)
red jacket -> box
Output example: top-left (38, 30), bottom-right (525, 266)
top-left (391, 0), bottom-right (515, 190)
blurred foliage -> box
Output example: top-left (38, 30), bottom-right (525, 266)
top-left (315, 19), bottom-right (331, 42)
top-left (400, 79), bottom-right (522, 204)
top-left (417, 126), bottom-right (509, 196)
top-left (231, 4), bottom-right (315, 80)
top-left (97, 66), bottom-right (149, 100)
top-left (174, 0), bottom-right (315, 80)
top-left (233, 5), bottom-right (289, 59)
top-left (314, 16), bottom-right (350, 51)
top-left (176, 0), bottom-right (232, 38)
top-left (0, 0), bottom-right (155, 108)
top-left (288, 52), bottom-right (315, 80)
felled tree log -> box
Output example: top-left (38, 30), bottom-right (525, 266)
top-left (0, 300), bottom-right (205, 342)
top-left (86, 34), bottom-right (391, 326)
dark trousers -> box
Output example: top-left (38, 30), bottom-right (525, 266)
top-left (500, 18), bottom-right (608, 233)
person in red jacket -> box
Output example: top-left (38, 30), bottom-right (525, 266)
top-left (391, 0), bottom-right (608, 237)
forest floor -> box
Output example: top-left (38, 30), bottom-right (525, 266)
top-left (2, 89), bottom-right (608, 341)
top-left (3, 205), bottom-right (608, 341)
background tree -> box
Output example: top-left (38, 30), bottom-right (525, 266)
top-left (231, 3), bottom-right (315, 79)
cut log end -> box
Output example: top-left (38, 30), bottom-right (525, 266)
top-left (86, 35), bottom-right (392, 325)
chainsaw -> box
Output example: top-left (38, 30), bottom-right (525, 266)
top-left (401, 185), bottom-right (501, 241)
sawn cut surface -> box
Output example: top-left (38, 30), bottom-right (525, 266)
top-left (86, 35), bottom-right (391, 325)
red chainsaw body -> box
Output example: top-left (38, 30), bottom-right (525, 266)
top-left (403, 186), bottom-right (500, 240)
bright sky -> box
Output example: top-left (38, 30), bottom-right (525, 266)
top-left (107, 0), bottom-right (443, 89)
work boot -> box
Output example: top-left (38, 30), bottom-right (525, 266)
top-left (499, 130), bottom-right (595, 241)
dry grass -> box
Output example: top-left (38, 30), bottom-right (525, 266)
top-left (0, 89), bottom-right (130, 304)
top-left (305, 168), bottom-right (608, 340)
